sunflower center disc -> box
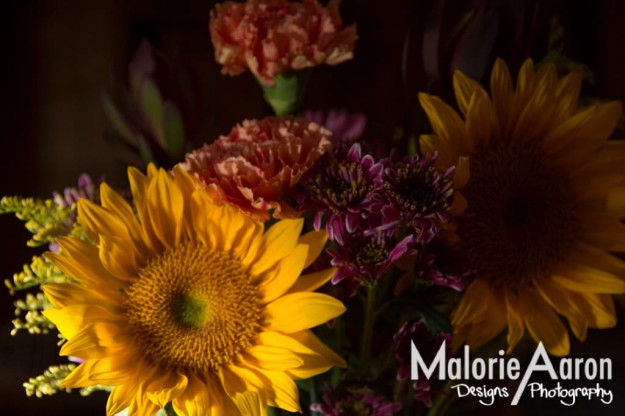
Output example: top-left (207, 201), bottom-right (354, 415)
top-left (126, 243), bottom-right (263, 371)
top-left (460, 143), bottom-right (579, 288)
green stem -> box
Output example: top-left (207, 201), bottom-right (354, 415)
top-left (359, 284), bottom-right (377, 371)
top-left (331, 316), bottom-right (344, 384)
top-left (427, 380), bottom-right (455, 416)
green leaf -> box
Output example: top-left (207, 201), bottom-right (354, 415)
top-left (137, 135), bottom-right (157, 165)
top-left (163, 101), bottom-right (186, 161)
top-left (408, 301), bottom-right (452, 333)
top-left (101, 93), bottom-right (137, 146)
top-left (140, 79), bottom-right (166, 148)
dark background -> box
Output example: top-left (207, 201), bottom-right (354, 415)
top-left (2, 0), bottom-right (625, 415)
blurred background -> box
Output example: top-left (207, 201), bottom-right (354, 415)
top-left (1, 0), bottom-right (625, 414)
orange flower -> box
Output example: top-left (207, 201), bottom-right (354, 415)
top-left (183, 116), bottom-right (332, 220)
top-left (210, 0), bottom-right (356, 85)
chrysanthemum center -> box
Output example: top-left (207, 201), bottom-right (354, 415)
top-left (307, 159), bottom-right (371, 211)
top-left (460, 143), bottom-right (578, 288)
top-left (125, 242), bottom-right (263, 371)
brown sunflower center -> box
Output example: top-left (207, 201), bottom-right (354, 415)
top-left (460, 143), bottom-right (578, 288)
top-left (125, 242), bottom-right (263, 371)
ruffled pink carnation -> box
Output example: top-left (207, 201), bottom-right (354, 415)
top-left (183, 116), bottom-right (332, 220)
top-left (210, 0), bottom-right (357, 85)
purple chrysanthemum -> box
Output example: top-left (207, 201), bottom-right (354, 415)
top-left (301, 108), bottom-right (367, 143)
top-left (311, 383), bottom-right (403, 416)
top-left (299, 142), bottom-right (383, 245)
top-left (328, 231), bottom-right (415, 284)
top-left (416, 237), bottom-right (473, 291)
top-left (394, 320), bottom-right (452, 407)
top-left (370, 152), bottom-right (454, 242)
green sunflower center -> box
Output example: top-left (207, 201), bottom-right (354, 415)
top-left (460, 143), bottom-right (579, 288)
top-left (125, 242), bottom-right (263, 371)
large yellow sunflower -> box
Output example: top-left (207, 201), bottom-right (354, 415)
top-left (419, 59), bottom-right (625, 356)
top-left (42, 164), bottom-right (346, 415)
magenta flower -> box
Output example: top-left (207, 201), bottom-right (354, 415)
top-left (370, 152), bottom-right (454, 241)
top-left (311, 383), bottom-right (402, 416)
top-left (299, 142), bottom-right (383, 245)
top-left (328, 231), bottom-right (416, 284)
top-left (301, 108), bottom-right (367, 143)
top-left (417, 238), bottom-right (472, 291)
top-left (394, 320), bottom-right (452, 407)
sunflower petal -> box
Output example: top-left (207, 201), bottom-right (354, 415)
top-left (286, 268), bottom-right (336, 294)
top-left (298, 230), bottom-right (328, 268)
top-left (266, 292), bottom-right (345, 333)
top-left (145, 371), bottom-right (188, 408)
top-left (518, 286), bottom-right (569, 356)
top-left (249, 219), bottom-right (303, 275)
top-left (260, 244), bottom-right (308, 303)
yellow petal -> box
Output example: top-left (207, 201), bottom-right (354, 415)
top-left (59, 321), bottom-right (129, 358)
top-left (464, 293), bottom-right (507, 348)
top-left (77, 199), bottom-right (130, 244)
top-left (518, 286), bottom-right (569, 356)
top-left (146, 371), bottom-right (188, 408)
top-left (453, 70), bottom-right (485, 116)
top-left (99, 182), bottom-right (142, 243)
top-left (266, 292), bottom-right (345, 333)
top-left (298, 230), bottom-right (328, 268)
top-left (243, 345), bottom-right (304, 371)
top-left (451, 279), bottom-right (490, 326)
top-left (44, 253), bottom-right (127, 307)
top-left (554, 71), bottom-right (582, 120)
top-left (464, 88), bottom-right (492, 149)
top-left (99, 235), bottom-right (139, 280)
top-left (490, 58), bottom-right (513, 130)
top-left (260, 244), bottom-right (308, 303)
top-left (229, 364), bottom-right (300, 413)
top-left (286, 268), bottom-right (336, 294)
top-left (420, 134), bottom-right (458, 169)
top-left (231, 391), bottom-right (263, 416)
top-left (287, 330), bottom-right (346, 368)
top-left (249, 219), bottom-right (303, 275)
top-left (172, 373), bottom-right (218, 416)
top-left (43, 282), bottom-right (122, 310)
top-left (511, 62), bottom-right (557, 142)
top-left (504, 291), bottom-right (525, 353)
top-left (87, 354), bottom-right (135, 385)
top-left (260, 371), bottom-right (300, 412)
top-left (580, 216), bottom-right (625, 251)
top-left (419, 93), bottom-right (468, 154)
top-left (61, 360), bottom-right (100, 388)
top-left (535, 278), bottom-right (588, 341)
top-left (107, 382), bottom-right (140, 416)
top-left (546, 101), bottom-right (622, 148)
top-left (550, 266), bottom-right (625, 294)
top-left (146, 169), bottom-right (184, 247)
top-left (42, 304), bottom-right (123, 339)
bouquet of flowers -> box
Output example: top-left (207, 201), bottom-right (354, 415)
top-left (3, 1), bottom-right (625, 415)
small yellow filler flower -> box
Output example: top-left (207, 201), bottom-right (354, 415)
top-left (42, 165), bottom-right (346, 415)
top-left (419, 58), bottom-right (625, 356)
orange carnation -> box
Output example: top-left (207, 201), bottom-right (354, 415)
top-left (210, 0), bottom-right (356, 85)
top-left (183, 116), bottom-right (332, 220)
